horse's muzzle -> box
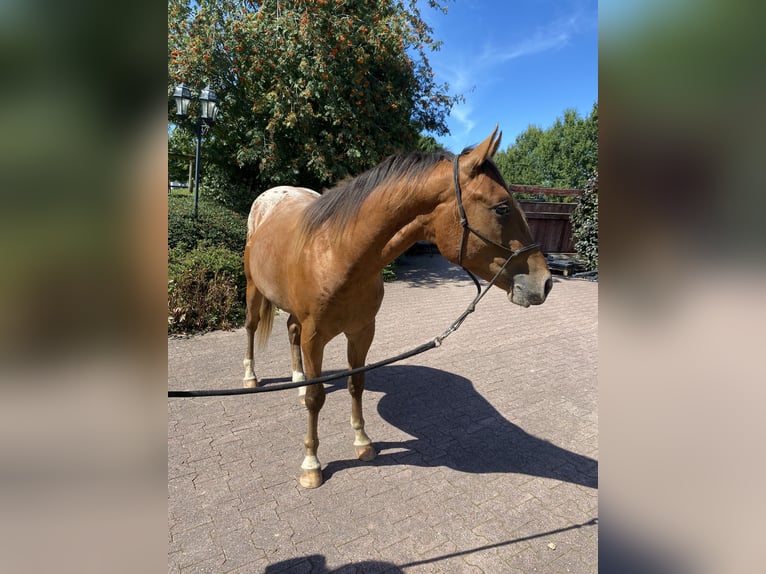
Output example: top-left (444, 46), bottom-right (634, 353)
top-left (509, 274), bottom-right (553, 307)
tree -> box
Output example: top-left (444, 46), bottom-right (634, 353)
top-left (494, 102), bottom-right (598, 190)
top-left (168, 0), bottom-right (459, 211)
top-left (415, 134), bottom-right (444, 152)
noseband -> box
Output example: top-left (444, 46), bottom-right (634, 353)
top-left (453, 154), bottom-right (540, 271)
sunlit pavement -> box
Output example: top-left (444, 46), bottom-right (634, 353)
top-left (169, 253), bottom-right (598, 573)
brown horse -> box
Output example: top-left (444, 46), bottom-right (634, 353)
top-left (243, 128), bottom-right (552, 488)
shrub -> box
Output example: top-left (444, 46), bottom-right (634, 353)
top-left (382, 261), bottom-right (397, 282)
top-left (571, 171), bottom-right (598, 270)
top-left (168, 196), bottom-right (248, 252)
top-left (168, 244), bottom-right (246, 334)
top-left (202, 165), bottom-right (259, 215)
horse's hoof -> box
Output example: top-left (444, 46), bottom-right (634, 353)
top-left (299, 468), bottom-right (323, 489)
top-left (355, 444), bottom-right (377, 461)
top-left (243, 378), bottom-right (259, 389)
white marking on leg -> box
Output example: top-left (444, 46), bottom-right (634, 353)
top-left (351, 417), bottom-right (372, 447)
top-left (301, 455), bottom-right (321, 471)
top-left (295, 371), bottom-right (307, 397)
top-left (243, 358), bottom-right (256, 381)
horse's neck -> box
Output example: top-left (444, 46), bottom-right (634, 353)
top-left (378, 217), bottom-right (430, 263)
top-left (345, 180), bottom-right (449, 269)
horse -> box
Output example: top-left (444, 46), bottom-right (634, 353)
top-left (243, 128), bottom-right (552, 488)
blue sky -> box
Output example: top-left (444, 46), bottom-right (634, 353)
top-left (420, 0), bottom-right (598, 152)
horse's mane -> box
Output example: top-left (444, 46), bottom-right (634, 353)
top-left (297, 149), bottom-right (456, 244)
top-left (481, 156), bottom-right (513, 194)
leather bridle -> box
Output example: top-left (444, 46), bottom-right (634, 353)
top-left (452, 154), bottom-right (541, 280)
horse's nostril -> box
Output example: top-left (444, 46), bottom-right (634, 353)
top-left (544, 277), bottom-right (553, 297)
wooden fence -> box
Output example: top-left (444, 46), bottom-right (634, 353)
top-left (510, 184), bottom-right (583, 254)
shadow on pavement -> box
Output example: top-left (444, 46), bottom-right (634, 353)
top-left (392, 253), bottom-right (469, 287)
top-left (264, 518), bottom-right (599, 573)
top-left (323, 365), bottom-right (597, 489)
top-left (391, 252), bottom-right (568, 288)
top-left (264, 555), bottom-right (401, 573)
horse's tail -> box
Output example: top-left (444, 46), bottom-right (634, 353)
top-left (256, 297), bottom-right (275, 349)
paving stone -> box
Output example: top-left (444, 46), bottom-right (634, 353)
top-left (169, 254), bottom-right (598, 573)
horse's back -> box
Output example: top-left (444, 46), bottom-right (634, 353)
top-left (245, 186), bottom-right (321, 313)
top-left (247, 186), bottom-right (320, 237)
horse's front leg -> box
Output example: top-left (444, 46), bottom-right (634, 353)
top-left (347, 322), bottom-right (377, 461)
top-left (299, 334), bottom-right (326, 489)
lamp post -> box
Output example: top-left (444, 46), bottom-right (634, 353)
top-left (172, 83), bottom-right (220, 218)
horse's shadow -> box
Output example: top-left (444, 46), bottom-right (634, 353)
top-left (322, 365), bottom-right (597, 489)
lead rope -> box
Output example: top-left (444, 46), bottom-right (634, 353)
top-left (167, 264), bottom-right (494, 398)
top-left (168, 156), bottom-right (537, 398)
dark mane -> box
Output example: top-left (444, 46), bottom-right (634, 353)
top-left (481, 157), bottom-right (511, 192)
top-left (299, 150), bottom-right (455, 240)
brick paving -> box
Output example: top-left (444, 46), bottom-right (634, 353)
top-left (168, 253), bottom-right (598, 573)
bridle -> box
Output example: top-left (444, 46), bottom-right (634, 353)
top-left (452, 154), bottom-right (541, 287)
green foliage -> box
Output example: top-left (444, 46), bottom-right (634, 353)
top-left (415, 134), bottom-right (445, 152)
top-left (168, 126), bottom-right (195, 182)
top-left (382, 261), bottom-right (397, 282)
top-left (168, 244), bottom-right (246, 333)
top-left (168, 195), bottom-right (248, 251)
top-left (495, 102), bottom-right (598, 190)
top-left (201, 163), bottom-right (259, 214)
top-left (168, 196), bottom-right (248, 333)
top-left (513, 192), bottom-right (577, 204)
top-left (571, 171), bottom-right (598, 270)
top-left (168, 0), bottom-right (460, 202)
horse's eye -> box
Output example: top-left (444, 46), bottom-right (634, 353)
top-left (492, 203), bottom-right (510, 217)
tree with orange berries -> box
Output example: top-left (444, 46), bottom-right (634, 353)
top-left (168, 0), bottom-right (459, 210)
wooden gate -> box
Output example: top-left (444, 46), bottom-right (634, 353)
top-left (510, 184), bottom-right (583, 254)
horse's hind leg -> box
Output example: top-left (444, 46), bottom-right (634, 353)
top-left (243, 281), bottom-right (261, 388)
top-left (347, 322), bottom-right (377, 461)
top-left (287, 314), bottom-right (307, 401)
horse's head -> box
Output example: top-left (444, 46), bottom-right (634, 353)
top-left (433, 128), bottom-right (552, 307)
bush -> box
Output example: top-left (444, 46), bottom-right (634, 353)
top-left (168, 244), bottom-right (246, 334)
top-left (382, 261), bottom-right (397, 282)
top-left (202, 165), bottom-right (260, 215)
top-left (168, 196), bottom-right (248, 252)
top-left (571, 171), bottom-right (598, 270)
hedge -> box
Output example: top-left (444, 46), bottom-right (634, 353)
top-left (168, 195), bottom-right (248, 252)
top-left (571, 171), bottom-right (598, 270)
top-left (168, 243), bottom-right (246, 334)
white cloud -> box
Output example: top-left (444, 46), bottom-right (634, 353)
top-left (430, 57), bottom-right (479, 145)
top-left (452, 104), bottom-right (476, 134)
top-left (485, 13), bottom-right (583, 65)
top-left (429, 3), bottom-right (595, 147)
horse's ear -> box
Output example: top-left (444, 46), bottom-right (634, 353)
top-left (461, 125), bottom-right (503, 175)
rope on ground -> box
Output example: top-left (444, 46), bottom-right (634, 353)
top-left (169, 243), bottom-right (524, 398)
